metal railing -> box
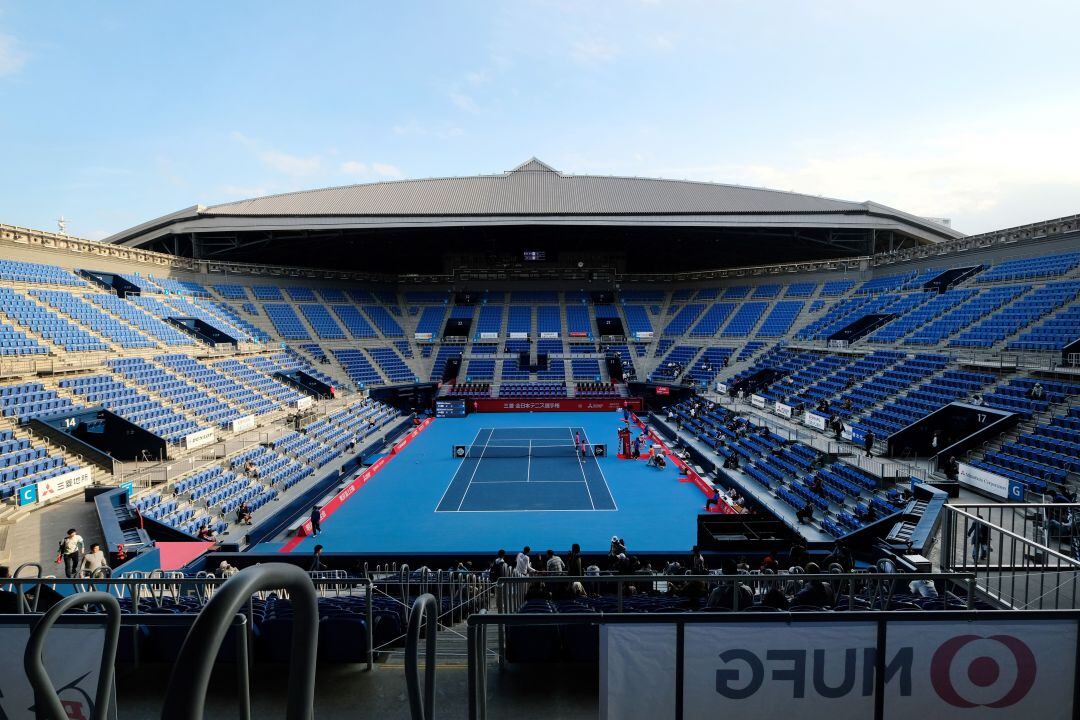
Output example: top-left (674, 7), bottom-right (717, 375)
top-left (405, 594), bottom-right (439, 720)
top-left (939, 503), bottom-right (1080, 609)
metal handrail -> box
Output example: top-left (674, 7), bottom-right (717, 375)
top-left (405, 594), bottom-right (439, 720)
top-left (23, 591), bottom-right (121, 720)
top-left (161, 564), bottom-right (319, 720)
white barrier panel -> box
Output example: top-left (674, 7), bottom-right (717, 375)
top-left (751, 394), bottom-right (766, 409)
top-left (540, 331), bottom-right (560, 339)
top-left (37, 466), bottom-right (92, 504)
top-left (509, 332), bottom-right (529, 339)
top-left (716, 382), bottom-right (728, 395)
top-left (804, 412), bottom-right (827, 431)
top-left (0, 625), bottom-right (105, 719)
top-left (414, 332), bottom-right (432, 341)
top-left (884, 620), bottom-right (1076, 719)
top-left (775, 402), bottom-right (793, 419)
top-left (479, 332), bottom-right (498, 340)
top-left (683, 622), bottom-right (877, 719)
top-left (635, 331), bottom-right (654, 339)
top-left (293, 396), bottom-right (314, 411)
top-left (230, 414), bottom-right (256, 433)
top-left (182, 427), bottom-right (216, 450)
top-left (602, 624), bottom-right (676, 720)
top-left (957, 461), bottom-right (1010, 500)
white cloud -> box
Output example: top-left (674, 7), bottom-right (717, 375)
top-left (448, 90), bottom-right (480, 114)
top-left (653, 104), bottom-right (1080, 234)
top-left (0, 34), bottom-right (26, 77)
top-left (230, 132), bottom-right (322, 177)
top-left (466, 71), bottom-right (489, 86)
top-left (391, 121), bottom-right (463, 139)
top-left (339, 160), bottom-right (369, 176)
top-left (372, 163), bottom-right (402, 178)
top-left (571, 38), bottom-right (619, 65)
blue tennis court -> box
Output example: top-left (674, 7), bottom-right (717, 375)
top-left (265, 411), bottom-right (706, 554)
top-left (436, 426), bottom-right (616, 512)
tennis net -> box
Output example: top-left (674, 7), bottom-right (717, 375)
top-left (453, 443), bottom-right (588, 459)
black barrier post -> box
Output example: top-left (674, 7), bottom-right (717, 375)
top-left (161, 564), bottom-right (318, 720)
top-left (23, 591), bottom-right (121, 720)
top-left (406, 594), bottom-right (439, 720)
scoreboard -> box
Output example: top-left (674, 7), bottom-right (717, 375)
top-left (435, 398), bottom-right (468, 418)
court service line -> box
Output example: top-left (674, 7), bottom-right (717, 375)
top-left (434, 427), bottom-right (482, 513)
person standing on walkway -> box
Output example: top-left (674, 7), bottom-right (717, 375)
top-left (310, 506), bottom-right (322, 536)
top-left (58, 528), bottom-right (84, 579)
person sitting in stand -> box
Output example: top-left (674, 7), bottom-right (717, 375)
top-left (1029, 382), bottom-right (1045, 400)
top-left (197, 525), bottom-right (215, 541)
top-left (723, 453), bottom-right (740, 470)
top-left (235, 502), bottom-right (253, 526)
top-left (796, 502), bottom-right (814, 524)
top-left (705, 487), bottom-right (722, 511)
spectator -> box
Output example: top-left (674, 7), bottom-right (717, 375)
top-left (80, 543), bottom-right (107, 577)
top-left (217, 560), bottom-right (240, 578)
top-left (706, 558), bottom-right (753, 610)
top-left (236, 502), bottom-right (253, 526)
top-left (910, 579), bottom-right (938, 599)
top-left (824, 542), bottom-right (853, 572)
top-left (761, 585), bottom-right (790, 610)
top-left (57, 528), bottom-right (84, 579)
top-left (609, 536), bottom-right (627, 558)
top-left (1029, 382), bottom-right (1045, 400)
top-left (970, 393), bottom-right (984, 406)
top-left (690, 546), bottom-right (707, 574)
top-left (310, 544), bottom-right (326, 572)
top-left (944, 456), bottom-right (960, 482)
top-left (515, 546), bottom-right (535, 576)
top-left (197, 525), bottom-right (215, 542)
top-left (787, 542), bottom-right (810, 570)
top-left (566, 544), bottom-right (583, 577)
top-left (864, 430), bottom-right (875, 458)
top-left (796, 502), bottom-right (814, 524)
top-left (545, 549), bottom-right (566, 573)
top-left (310, 506), bottom-right (322, 536)
top-left (705, 487), bottom-right (722, 511)
top-left (968, 516), bottom-right (991, 562)
top-left (792, 563), bottom-right (835, 608)
top-left (489, 549), bottom-right (508, 580)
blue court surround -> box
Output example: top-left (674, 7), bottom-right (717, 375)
top-left (436, 426), bottom-right (616, 512)
top-left (267, 411), bottom-right (705, 554)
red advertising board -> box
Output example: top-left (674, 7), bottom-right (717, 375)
top-left (471, 398), bottom-right (642, 413)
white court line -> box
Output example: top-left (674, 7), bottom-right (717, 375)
top-left (434, 427), bottom-right (482, 512)
top-left (456, 430), bottom-right (491, 512)
top-left (579, 426), bottom-right (619, 511)
top-left (570, 426), bottom-right (597, 510)
top-left (526, 439), bottom-right (531, 483)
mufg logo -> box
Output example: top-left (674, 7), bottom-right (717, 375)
top-left (714, 635), bottom-right (1037, 708)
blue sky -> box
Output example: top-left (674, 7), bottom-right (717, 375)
top-left (1, 1), bottom-right (1077, 239)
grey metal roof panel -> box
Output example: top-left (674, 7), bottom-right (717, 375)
top-left (201, 160), bottom-right (865, 218)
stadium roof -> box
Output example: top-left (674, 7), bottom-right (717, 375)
top-left (107, 159), bottom-right (963, 249)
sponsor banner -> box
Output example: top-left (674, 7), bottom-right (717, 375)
top-left (716, 382), bottom-right (728, 395)
top-left (958, 461), bottom-right (1025, 501)
top-left (774, 402), bottom-right (793, 419)
top-left (293, 396), bottom-right (314, 411)
top-left (655, 386), bottom-right (670, 396)
top-left (472, 398), bottom-right (642, 413)
top-left (37, 466), bottom-right (93, 503)
top-left (750, 394), bottom-right (767, 409)
top-left (16, 483), bottom-right (37, 506)
top-left (849, 425), bottom-right (866, 445)
top-left (414, 332), bottom-right (433, 341)
top-left (479, 332), bottom-right (499, 340)
top-left (120, 480), bottom-right (135, 496)
top-left (684, 622), bottom-right (878, 720)
top-left (0, 625), bottom-right (106, 720)
top-left (635, 331), bottom-right (654, 339)
top-left (569, 331), bottom-right (589, 338)
top-left (509, 332), bottom-right (529, 339)
top-left (230, 414), bottom-right (256, 433)
top-left (290, 417), bottom-right (434, 541)
top-left (804, 411), bottom-right (828, 431)
top-left (539, 331), bottom-right (560, 339)
top-left (883, 620), bottom-right (1076, 719)
top-left (182, 427), bottom-right (216, 450)
top-left (602, 624), bottom-right (676, 720)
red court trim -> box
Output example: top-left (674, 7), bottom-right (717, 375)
top-left (630, 412), bottom-right (736, 514)
top-left (279, 417), bottom-right (434, 553)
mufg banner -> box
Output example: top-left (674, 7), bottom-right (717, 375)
top-left (0, 625), bottom-right (106, 720)
top-left (602, 619), bottom-right (1077, 720)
